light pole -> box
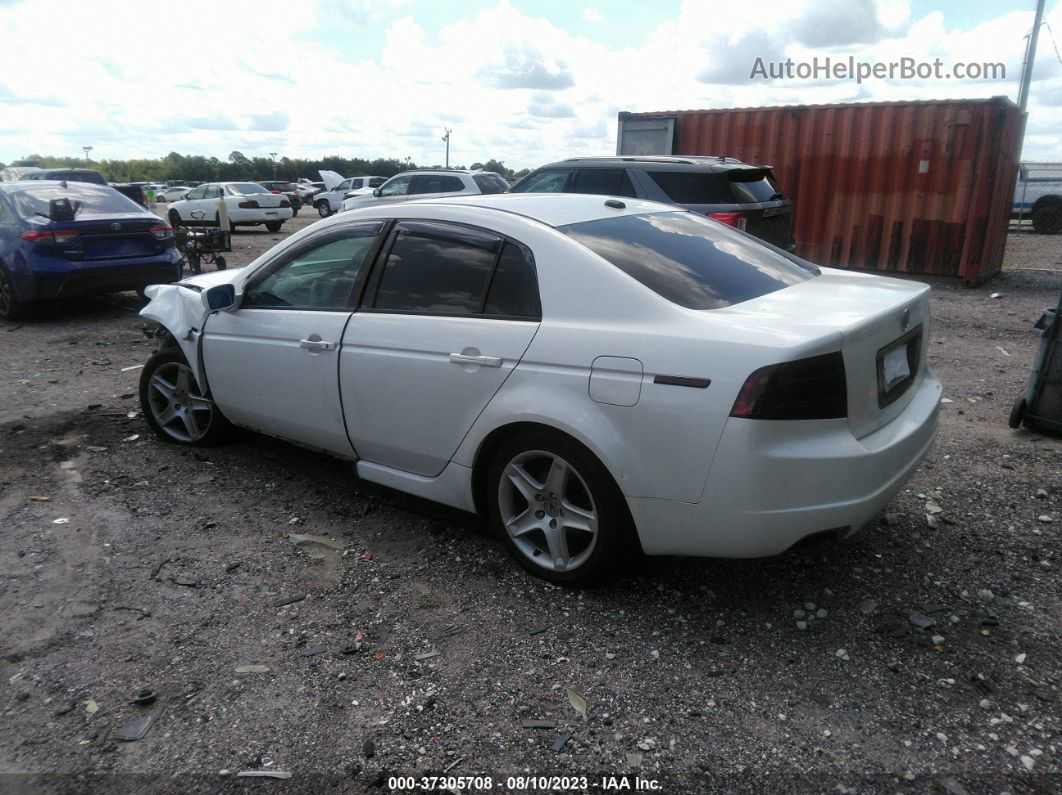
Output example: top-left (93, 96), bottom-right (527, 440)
top-left (82, 145), bottom-right (93, 163)
top-left (269, 152), bottom-right (278, 181)
top-left (441, 128), bottom-right (452, 168)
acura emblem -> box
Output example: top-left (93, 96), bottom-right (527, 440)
top-left (110, 222), bottom-right (121, 230)
top-left (900, 307), bottom-right (911, 332)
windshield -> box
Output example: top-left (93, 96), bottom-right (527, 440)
top-left (10, 183), bottom-right (144, 218)
top-left (560, 211), bottom-right (815, 310)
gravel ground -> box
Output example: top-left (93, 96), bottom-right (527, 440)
top-left (0, 218), bottom-right (1059, 794)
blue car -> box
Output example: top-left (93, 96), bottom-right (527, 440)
top-left (0, 180), bottom-right (182, 320)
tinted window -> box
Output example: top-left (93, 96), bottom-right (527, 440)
top-left (729, 169), bottom-right (782, 203)
top-left (485, 241), bottom-right (541, 318)
top-left (647, 171), bottom-right (731, 204)
top-left (10, 183), bottom-right (144, 218)
top-left (511, 169), bottom-right (570, 193)
top-left (227, 183), bottom-right (269, 195)
top-left (411, 175), bottom-right (465, 194)
top-left (560, 211), bottom-right (815, 310)
top-left (473, 174), bottom-right (508, 194)
top-left (373, 222), bottom-right (499, 315)
top-left (368, 177), bottom-right (386, 188)
top-left (245, 224), bottom-right (382, 310)
top-left (569, 169), bottom-right (637, 198)
top-left (45, 170), bottom-right (107, 185)
top-left (186, 185), bottom-right (207, 200)
top-left (379, 176), bottom-right (412, 197)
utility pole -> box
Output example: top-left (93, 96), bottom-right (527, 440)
top-left (269, 152), bottom-right (278, 181)
top-left (82, 145), bottom-right (93, 163)
top-left (1018, 0), bottom-right (1047, 113)
top-left (441, 128), bottom-right (452, 168)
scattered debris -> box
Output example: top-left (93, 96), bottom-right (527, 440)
top-left (114, 706), bottom-right (165, 742)
top-left (122, 434), bottom-right (140, 442)
top-left (1037, 514), bottom-right (1054, 523)
top-left (84, 699), bottom-right (99, 715)
top-left (995, 346), bottom-right (1010, 357)
top-left (273, 593), bottom-right (307, 607)
top-left (29, 496), bottom-right (50, 502)
top-left (300, 646), bottom-right (327, 658)
top-left (150, 559), bottom-right (171, 580)
top-left (236, 771), bottom-right (292, 779)
top-left (566, 688), bottom-right (588, 720)
top-left (235, 664), bottom-right (270, 673)
top-left (1015, 653), bottom-right (1027, 664)
top-left (528, 625), bottom-right (549, 636)
top-left (909, 612), bottom-right (936, 630)
top-left (131, 689), bottom-right (157, 706)
top-left (52, 518), bottom-right (69, 525)
top-left (835, 648), bottom-right (850, 661)
top-left (415, 650), bottom-right (439, 661)
top-left (858, 598), bottom-right (879, 615)
top-left (288, 533), bottom-right (344, 551)
top-left (990, 292), bottom-right (1002, 299)
top-left (549, 732), bottom-right (573, 753)
top-left (521, 719), bottom-right (557, 729)
top-left (120, 364), bottom-right (145, 372)
top-left (626, 752), bottom-right (643, 768)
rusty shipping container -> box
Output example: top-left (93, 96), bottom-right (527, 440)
top-left (618, 97), bottom-right (1023, 283)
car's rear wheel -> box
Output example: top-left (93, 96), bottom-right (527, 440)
top-left (168, 209), bottom-right (182, 228)
top-left (1032, 204), bottom-right (1062, 234)
top-left (265, 221), bottom-right (283, 232)
top-left (487, 431), bottom-right (631, 584)
top-left (316, 201), bottom-right (331, 218)
top-left (140, 349), bottom-right (230, 446)
top-left (0, 266), bottom-right (23, 321)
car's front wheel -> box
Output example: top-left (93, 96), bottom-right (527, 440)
top-left (139, 349), bottom-right (231, 446)
top-left (316, 201), bottom-right (331, 218)
top-left (487, 431), bottom-right (632, 584)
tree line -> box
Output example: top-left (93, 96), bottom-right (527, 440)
top-left (0, 152), bottom-right (530, 183)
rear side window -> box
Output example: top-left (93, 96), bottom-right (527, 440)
top-left (729, 169), bottom-right (782, 202)
top-left (373, 222), bottom-right (500, 315)
top-left (647, 171), bottom-right (731, 204)
top-left (511, 169), bottom-right (570, 193)
top-left (411, 175), bottom-right (465, 194)
top-left (569, 169), bottom-right (637, 198)
top-left (369, 177), bottom-right (386, 188)
top-left (10, 183), bottom-right (144, 218)
top-left (560, 211), bottom-right (815, 310)
top-left (473, 174), bottom-right (508, 194)
top-left (485, 241), bottom-right (541, 318)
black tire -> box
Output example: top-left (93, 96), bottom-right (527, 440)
top-left (0, 266), bottom-right (23, 321)
top-left (1008, 396), bottom-right (1027, 429)
top-left (316, 201), bottom-right (331, 218)
top-left (139, 348), bottom-right (231, 446)
top-left (486, 429), bottom-right (634, 585)
top-left (265, 221), bottom-right (283, 233)
top-left (1031, 204), bottom-right (1062, 235)
top-left (168, 209), bottom-right (182, 229)
top-left (186, 252), bottom-right (201, 274)
top-left (215, 255), bottom-right (227, 270)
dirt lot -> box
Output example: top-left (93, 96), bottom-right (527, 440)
top-left (0, 214), bottom-right (1060, 793)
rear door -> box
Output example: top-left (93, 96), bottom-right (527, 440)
top-left (569, 168), bottom-right (638, 198)
top-left (201, 221), bottom-right (385, 456)
top-left (510, 168), bottom-right (572, 193)
top-left (340, 221), bottom-right (541, 475)
top-left (178, 184), bottom-right (208, 221)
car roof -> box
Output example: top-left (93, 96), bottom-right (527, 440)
top-left (538, 155), bottom-right (768, 174)
top-left (406, 192), bottom-right (679, 228)
top-left (391, 169), bottom-right (501, 178)
top-left (0, 179), bottom-right (106, 190)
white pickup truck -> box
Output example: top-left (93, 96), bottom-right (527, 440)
top-left (312, 171), bottom-right (387, 217)
top-left (1013, 162), bottom-right (1062, 234)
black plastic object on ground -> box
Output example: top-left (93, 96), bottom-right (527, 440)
top-left (1010, 291), bottom-right (1062, 436)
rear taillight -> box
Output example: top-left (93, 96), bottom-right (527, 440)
top-left (238, 200), bottom-right (260, 209)
top-left (730, 352), bottom-right (847, 420)
top-left (270, 189), bottom-right (281, 194)
top-left (707, 211), bottom-right (748, 231)
top-left (279, 199), bottom-right (290, 208)
top-left (21, 229), bottom-right (54, 243)
top-left (52, 229), bottom-right (79, 244)
top-left (150, 224), bottom-right (173, 240)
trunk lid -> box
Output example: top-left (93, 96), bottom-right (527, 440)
top-left (719, 268), bottom-right (931, 439)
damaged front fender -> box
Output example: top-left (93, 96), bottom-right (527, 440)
top-left (139, 282), bottom-right (213, 390)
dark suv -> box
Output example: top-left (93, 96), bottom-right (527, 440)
top-left (509, 156), bottom-right (794, 250)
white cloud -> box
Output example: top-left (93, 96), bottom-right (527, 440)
top-left (582, 8), bottom-right (602, 23)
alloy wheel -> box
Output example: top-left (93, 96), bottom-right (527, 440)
top-left (146, 361), bottom-right (215, 442)
top-left (497, 450), bottom-right (598, 573)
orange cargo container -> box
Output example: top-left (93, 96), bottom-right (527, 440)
top-left (618, 97), bottom-right (1023, 284)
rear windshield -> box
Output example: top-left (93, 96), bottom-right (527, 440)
top-left (473, 174), bottom-right (509, 194)
top-left (9, 183), bottom-right (144, 218)
top-left (648, 169), bottom-right (782, 205)
top-left (227, 183), bottom-right (270, 195)
top-left (33, 170), bottom-right (108, 185)
top-left (559, 211), bottom-right (814, 310)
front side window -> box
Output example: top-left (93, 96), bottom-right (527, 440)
top-left (204, 185), bottom-right (222, 199)
top-left (379, 176), bottom-right (412, 197)
top-left (244, 223), bottom-right (383, 310)
top-left (186, 185), bottom-right (207, 200)
top-left (511, 169), bottom-right (570, 193)
top-left (560, 211), bottom-right (815, 310)
top-left (373, 222), bottom-right (500, 315)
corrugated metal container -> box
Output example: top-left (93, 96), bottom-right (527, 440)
top-left (618, 97), bottom-right (1023, 284)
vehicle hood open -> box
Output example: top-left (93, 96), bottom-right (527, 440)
top-left (319, 170), bottom-right (344, 190)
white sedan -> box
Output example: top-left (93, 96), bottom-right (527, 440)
top-left (166, 182), bottom-right (293, 232)
top-left (138, 194), bottom-right (941, 583)
top-left (159, 185), bottom-right (193, 203)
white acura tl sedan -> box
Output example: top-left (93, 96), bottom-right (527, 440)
top-left (166, 182), bottom-right (293, 233)
top-left (138, 194), bottom-right (941, 583)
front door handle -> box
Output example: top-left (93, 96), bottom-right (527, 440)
top-left (449, 352), bottom-right (502, 368)
top-left (300, 335), bottom-right (336, 352)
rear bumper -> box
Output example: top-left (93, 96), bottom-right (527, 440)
top-left (228, 207), bottom-right (293, 224)
top-left (629, 369), bottom-right (942, 557)
top-left (27, 252), bottom-right (182, 300)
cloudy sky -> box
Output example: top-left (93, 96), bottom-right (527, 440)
top-left (1, 0), bottom-right (1060, 168)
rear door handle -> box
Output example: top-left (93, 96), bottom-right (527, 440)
top-left (300, 336), bottom-right (336, 352)
top-left (449, 352), bottom-right (502, 368)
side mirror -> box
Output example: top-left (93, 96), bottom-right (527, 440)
top-left (372, 188), bottom-right (382, 197)
top-left (202, 283), bottom-right (238, 313)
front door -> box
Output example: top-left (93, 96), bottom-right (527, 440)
top-left (341, 220), bottom-right (542, 476)
top-left (201, 221), bottom-right (385, 457)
